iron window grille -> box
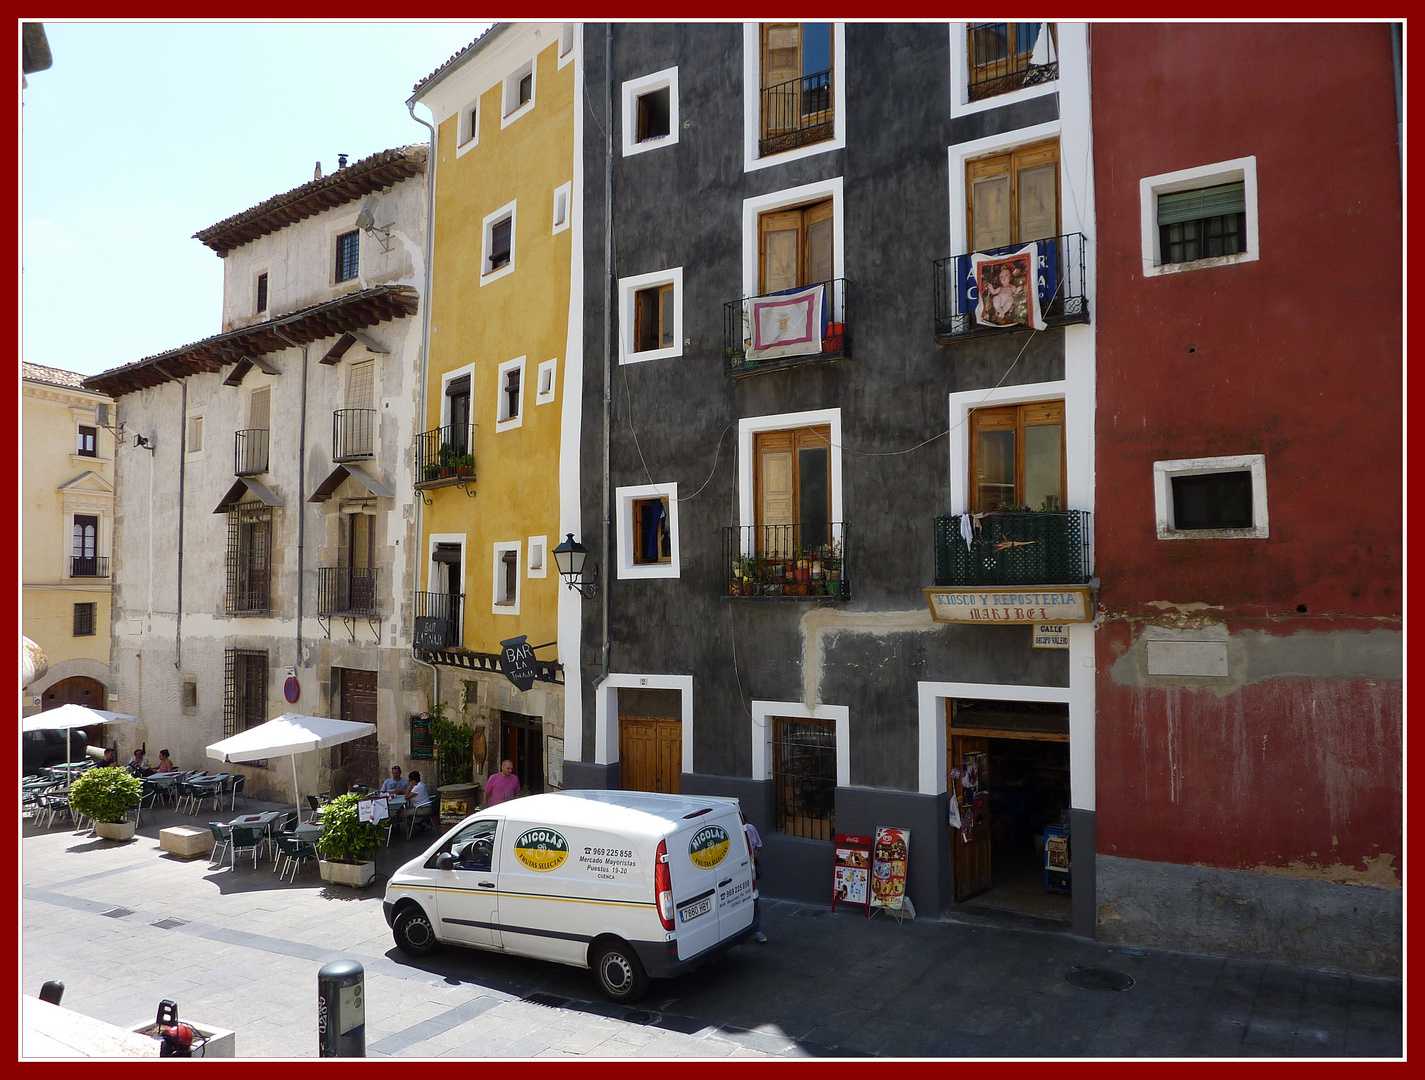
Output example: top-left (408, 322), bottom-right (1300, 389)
top-left (934, 510), bottom-right (1091, 587)
top-left (70, 555), bottom-right (109, 578)
top-left (225, 504), bottom-right (273, 614)
top-left (256, 272), bottom-right (268, 313)
top-left (724, 523), bottom-right (850, 600)
top-left (774, 716), bottom-right (836, 840)
top-left (223, 648), bottom-right (268, 746)
top-left (73, 602), bottom-right (96, 637)
top-left (413, 590), bottom-right (464, 650)
top-left (335, 230), bottom-right (360, 283)
top-left (317, 566), bottom-right (379, 617)
top-left (759, 68), bottom-right (834, 157)
top-left (414, 423), bottom-right (476, 486)
top-left (723, 279), bottom-right (850, 376)
top-left (234, 428), bottom-right (269, 476)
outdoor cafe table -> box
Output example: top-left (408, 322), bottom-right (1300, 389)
top-left (228, 811), bottom-right (286, 858)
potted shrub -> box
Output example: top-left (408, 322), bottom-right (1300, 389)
top-left (316, 792), bottom-right (386, 887)
top-left (69, 766), bottom-right (142, 841)
top-left (453, 452), bottom-right (475, 478)
top-left (437, 442), bottom-right (457, 478)
top-left (422, 462), bottom-right (440, 483)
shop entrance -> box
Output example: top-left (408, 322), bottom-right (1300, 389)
top-left (499, 711), bottom-right (544, 796)
top-left (948, 699), bottom-right (1071, 922)
top-left (619, 717), bottom-right (681, 794)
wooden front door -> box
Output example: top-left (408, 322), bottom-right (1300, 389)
top-left (619, 717), bottom-right (682, 795)
top-left (338, 668), bottom-right (380, 788)
top-left (43, 675), bottom-right (106, 710)
top-left (950, 730), bottom-right (992, 902)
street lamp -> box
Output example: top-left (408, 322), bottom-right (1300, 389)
top-left (552, 533), bottom-right (598, 599)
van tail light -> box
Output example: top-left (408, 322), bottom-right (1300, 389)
top-left (655, 839), bottom-right (675, 931)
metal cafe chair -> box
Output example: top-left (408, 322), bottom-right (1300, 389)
top-left (207, 823), bottom-right (232, 868)
top-left (228, 824), bottom-right (265, 870)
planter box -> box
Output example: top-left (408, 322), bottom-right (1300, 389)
top-left (318, 859), bottom-right (376, 887)
top-left (129, 1020), bottom-right (236, 1057)
top-left (94, 820), bottom-right (136, 842)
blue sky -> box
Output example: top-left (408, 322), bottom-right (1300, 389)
top-left (21, 21), bottom-right (491, 378)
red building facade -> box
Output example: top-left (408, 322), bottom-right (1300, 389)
top-left (1089, 23), bottom-right (1401, 975)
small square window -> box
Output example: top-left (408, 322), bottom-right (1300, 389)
top-left (492, 542), bottom-right (522, 612)
top-left (335, 231), bottom-right (360, 283)
top-left (621, 68), bottom-right (680, 158)
top-left (182, 681), bottom-right (198, 709)
top-left (559, 24), bottom-right (574, 58)
top-left (502, 368), bottom-right (521, 421)
top-left (461, 103), bottom-right (478, 147)
top-left (535, 358), bottom-right (557, 405)
top-left (634, 284), bottom-right (675, 352)
top-left (1153, 454), bottom-right (1268, 539)
top-left (73, 602), bottom-right (96, 637)
top-left (619, 268), bottom-right (683, 364)
top-left (552, 182), bottom-right (571, 233)
top-left (528, 535), bottom-right (547, 578)
top-left (637, 87), bottom-right (671, 142)
top-left (77, 426), bottom-right (97, 457)
top-left (632, 497), bottom-right (672, 565)
top-left (1140, 157), bottom-right (1258, 277)
top-left (482, 200), bottom-right (517, 284)
top-left (503, 60), bottom-right (535, 122)
top-left (616, 482), bottom-right (680, 579)
top-left (495, 356), bottom-right (526, 431)
top-left (256, 272), bottom-right (268, 313)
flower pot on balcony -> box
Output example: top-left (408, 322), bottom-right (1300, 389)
top-left (822, 322), bottom-right (845, 353)
top-left (439, 467), bottom-right (455, 479)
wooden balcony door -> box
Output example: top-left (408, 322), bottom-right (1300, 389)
top-left (619, 717), bottom-right (682, 795)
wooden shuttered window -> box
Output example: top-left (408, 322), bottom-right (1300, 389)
top-left (969, 400), bottom-right (1065, 513)
top-left (754, 426), bottom-right (831, 557)
top-left (758, 199), bottom-right (833, 294)
top-left (966, 139), bottom-right (1059, 253)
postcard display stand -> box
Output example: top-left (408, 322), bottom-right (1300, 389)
top-left (831, 834), bottom-right (872, 914)
top-left (869, 826), bottom-right (911, 924)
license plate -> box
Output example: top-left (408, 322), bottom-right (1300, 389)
top-left (678, 896), bottom-right (712, 923)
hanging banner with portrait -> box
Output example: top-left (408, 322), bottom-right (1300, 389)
top-left (970, 243), bottom-right (1046, 330)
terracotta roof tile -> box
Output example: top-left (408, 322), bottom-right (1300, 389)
top-left (22, 362), bottom-right (95, 391)
top-left (409, 23), bottom-right (503, 98)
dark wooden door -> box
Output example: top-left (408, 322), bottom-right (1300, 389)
top-left (43, 675), bottom-right (106, 709)
top-left (338, 668), bottom-right (380, 788)
top-left (619, 717), bottom-right (682, 794)
top-left (950, 731), bottom-right (993, 902)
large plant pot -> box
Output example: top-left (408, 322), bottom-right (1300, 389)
top-left (319, 859), bottom-right (376, 887)
top-left (95, 820), bottom-right (136, 842)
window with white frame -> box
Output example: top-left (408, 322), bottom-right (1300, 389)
top-left (559, 24), bottom-right (575, 60)
top-left (616, 483), bottom-right (680, 579)
top-left (495, 356), bottom-right (526, 431)
top-left (742, 178), bottom-right (845, 319)
top-left (535, 358), bottom-right (557, 405)
top-left (458, 100), bottom-right (479, 154)
top-left (481, 200), bottom-right (517, 284)
top-left (552, 182), bottom-right (571, 233)
top-left (949, 21), bottom-right (1060, 118)
top-left (186, 414), bottom-right (204, 455)
top-left (528, 535), bottom-right (547, 578)
top-left (743, 22), bottom-right (846, 171)
top-left (1154, 455), bottom-right (1268, 540)
top-left (621, 68), bottom-right (679, 157)
top-left (618, 267), bottom-right (684, 364)
top-left (737, 409), bottom-right (844, 561)
top-left (492, 541), bottom-right (521, 611)
top-left (1140, 157), bottom-right (1258, 277)
top-left (503, 59), bottom-right (535, 124)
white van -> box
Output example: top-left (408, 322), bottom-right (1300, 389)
top-left (382, 789), bottom-right (757, 1001)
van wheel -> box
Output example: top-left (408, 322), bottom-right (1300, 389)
top-left (393, 905), bottom-right (439, 957)
top-left (592, 941), bottom-right (649, 1002)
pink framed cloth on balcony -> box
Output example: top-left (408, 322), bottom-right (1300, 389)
top-left (971, 243), bottom-right (1046, 331)
top-left (744, 283), bottom-right (826, 362)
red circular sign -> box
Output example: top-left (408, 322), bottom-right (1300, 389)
top-left (284, 676), bottom-right (300, 704)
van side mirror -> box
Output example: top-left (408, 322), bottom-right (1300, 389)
top-left (436, 852), bottom-right (454, 870)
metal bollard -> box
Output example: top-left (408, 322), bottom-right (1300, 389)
top-left (317, 959), bottom-right (365, 1057)
top-left (39, 980), bottom-right (64, 1005)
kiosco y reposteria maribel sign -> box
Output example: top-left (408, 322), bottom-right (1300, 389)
top-left (924, 586), bottom-right (1091, 624)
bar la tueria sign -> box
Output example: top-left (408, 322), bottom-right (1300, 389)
top-left (924, 585), bottom-right (1092, 625)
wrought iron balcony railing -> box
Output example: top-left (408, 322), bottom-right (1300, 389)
top-left (967, 22), bottom-right (1058, 102)
top-left (760, 67), bottom-right (834, 157)
top-left (934, 510), bottom-right (1091, 587)
top-left (723, 523), bottom-right (850, 600)
top-left (234, 428), bottom-right (270, 476)
top-left (724, 279), bottom-right (849, 377)
top-left (332, 408), bottom-right (376, 462)
top-left (70, 556), bottom-right (110, 578)
top-left (932, 232), bottom-right (1089, 342)
top-left (317, 566), bottom-right (380, 617)
top-left (414, 424), bottom-right (475, 489)
top-left (413, 590), bottom-right (464, 651)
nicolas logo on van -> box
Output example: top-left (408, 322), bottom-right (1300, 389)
top-left (688, 824), bottom-right (731, 870)
top-left (514, 828), bottom-right (570, 872)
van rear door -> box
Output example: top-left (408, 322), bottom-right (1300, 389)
top-left (712, 809), bottom-right (755, 941)
top-left (670, 812), bottom-right (728, 961)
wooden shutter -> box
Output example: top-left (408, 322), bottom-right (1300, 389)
top-left (347, 360), bottom-right (375, 411)
top-left (759, 209), bottom-right (802, 294)
top-left (761, 23), bottom-right (801, 139)
top-left (804, 200), bottom-right (834, 286)
top-left (967, 139), bottom-right (1060, 252)
top-left (969, 401), bottom-right (1065, 511)
top-left (755, 426), bottom-right (831, 557)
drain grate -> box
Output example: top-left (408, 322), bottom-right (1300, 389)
top-left (100, 907), bottom-right (133, 919)
top-left (523, 992), bottom-right (570, 1009)
top-left (151, 918), bottom-right (187, 930)
top-left (1066, 966), bottom-right (1134, 992)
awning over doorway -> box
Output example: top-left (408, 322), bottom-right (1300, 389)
top-left (308, 463), bottom-right (395, 502)
top-left (213, 477), bottom-right (283, 514)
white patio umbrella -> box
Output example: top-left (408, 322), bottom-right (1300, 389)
top-left (205, 713), bottom-right (376, 811)
top-left (21, 703), bottom-right (140, 733)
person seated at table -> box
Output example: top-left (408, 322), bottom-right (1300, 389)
top-left (154, 749), bottom-right (175, 773)
top-left (405, 771), bottom-right (433, 832)
top-left (100, 747), bottom-right (118, 767)
top-left (381, 765), bottom-right (409, 796)
top-left (128, 748), bottom-right (153, 776)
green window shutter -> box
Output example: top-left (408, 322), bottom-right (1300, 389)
top-left (1157, 181), bottom-right (1245, 226)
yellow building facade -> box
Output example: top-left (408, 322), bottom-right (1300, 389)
top-left (410, 23), bottom-right (581, 795)
top-left (21, 363), bottom-right (116, 723)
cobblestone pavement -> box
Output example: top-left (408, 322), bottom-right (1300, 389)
top-left (20, 797), bottom-right (1403, 1059)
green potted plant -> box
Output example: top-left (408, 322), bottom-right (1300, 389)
top-left (69, 766), bottom-right (142, 841)
top-left (422, 461), bottom-right (440, 483)
top-left (437, 441), bottom-right (457, 477)
top-left (316, 791), bottom-right (386, 887)
top-left (453, 452), bottom-right (475, 478)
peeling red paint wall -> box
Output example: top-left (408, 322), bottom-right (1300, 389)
top-left (1090, 24), bottom-right (1402, 881)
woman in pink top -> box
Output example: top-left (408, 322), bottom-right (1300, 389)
top-left (484, 759), bottom-right (521, 806)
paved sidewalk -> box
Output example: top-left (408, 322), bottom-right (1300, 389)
top-left (20, 796), bottom-right (1403, 1059)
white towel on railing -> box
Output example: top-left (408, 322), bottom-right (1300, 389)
top-left (960, 514), bottom-right (975, 550)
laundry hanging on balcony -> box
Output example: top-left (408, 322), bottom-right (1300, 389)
top-left (744, 282), bottom-right (827, 361)
top-left (969, 242), bottom-right (1048, 331)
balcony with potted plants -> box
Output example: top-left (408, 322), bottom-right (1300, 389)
top-left (412, 423), bottom-right (475, 501)
top-left (723, 525), bottom-right (850, 600)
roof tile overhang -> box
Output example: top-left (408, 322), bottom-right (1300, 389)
top-left (408, 23), bottom-right (506, 101)
top-left (193, 145), bottom-right (427, 257)
top-left (83, 284), bottom-right (418, 399)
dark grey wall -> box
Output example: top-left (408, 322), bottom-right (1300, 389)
top-left (576, 23), bottom-right (1073, 914)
